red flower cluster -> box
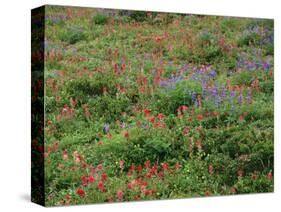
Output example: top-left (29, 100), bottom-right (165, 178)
top-left (76, 188), bottom-right (85, 198)
top-left (81, 175), bottom-right (95, 185)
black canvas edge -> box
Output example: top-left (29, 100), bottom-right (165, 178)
top-left (31, 5), bottom-right (45, 207)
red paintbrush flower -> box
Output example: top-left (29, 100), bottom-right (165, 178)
top-left (145, 172), bottom-right (151, 178)
top-left (251, 171), bottom-right (257, 181)
top-left (124, 130), bottom-right (129, 139)
top-left (88, 175), bottom-right (95, 183)
top-left (137, 165), bottom-right (143, 172)
top-left (101, 172), bottom-right (108, 182)
top-left (267, 171), bottom-right (273, 181)
top-left (196, 139), bottom-right (202, 150)
top-left (154, 123), bottom-right (161, 127)
top-left (98, 181), bottom-right (106, 192)
top-left (143, 108), bottom-right (150, 117)
top-left (149, 116), bottom-right (155, 123)
top-left (162, 162), bottom-right (170, 171)
top-left (76, 188), bottom-right (85, 198)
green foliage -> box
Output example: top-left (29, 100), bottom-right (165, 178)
top-left (93, 14), bottom-right (108, 25)
top-left (129, 11), bottom-right (149, 22)
top-left (231, 70), bottom-right (253, 85)
top-left (65, 75), bottom-right (117, 98)
top-left (202, 45), bottom-right (222, 63)
top-left (59, 27), bottom-right (86, 44)
top-left (154, 80), bottom-right (202, 114)
top-left (198, 31), bottom-right (215, 46)
top-left (237, 31), bottom-right (261, 47)
top-left (93, 95), bottom-right (132, 122)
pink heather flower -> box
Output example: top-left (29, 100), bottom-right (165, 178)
top-left (177, 106), bottom-right (182, 115)
top-left (119, 160), bottom-right (125, 169)
top-left (54, 141), bottom-right (59, 149)
top-left (63, 153), bottom-right (68, 161)
top-left (97, 163), bottom-right (103, 171)
top-left (107, 196), bottom-right (113, 202)
top-left (131, 179), bottom-right (138, 187)
top-left (158, 113), bottom-right (164, 120)
top-left (127, 183), bottom-right (133, 190)
top-left (130, 164), bottom-right (136, 171)
top-left (89, 165), bottom-right (94, 171)
top-left (208, 164), bottom-right (214, 174)
top-left (145, 172), bottom-right (151, 178)
top-left (251, 171), bottom-right (257, 181)
top-left (182, 105), bottom-right (188, 112)
top-left (144, 160), bottom-right (150, 169)
top-left (175, 162), bottom-right (181, 171)
top-left (230, 187), bottom-right (237, 194)
top-left (116, 190), bottom-right (124, 201)
top-left (75, 157), bottom-right (81, 163)
top-left (237, 170), bottom-right (244, 178)
top-left (144, 189), bottom-right (156, 196)
top-left (127, 170), bottom-right (133, 176)
top-left (81, 175), bottom-right (87, 185)
top-left (182, 127), bottom-right (190, 135)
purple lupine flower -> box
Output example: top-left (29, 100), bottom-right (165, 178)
top-left (191, 91), bottom-right (197, 105)
top-left (211, 85), bottom-right (219, 97)
top-left (168, 61), bottom-right (173, 66)
top-left (238, 93), bottom-right (243, 105)
top-left (215, 95), bottom-right (221, 108)
top-left (121, 122), bottom-right (126, 128)
top-left (209, 70), bottom-right (217, 79)
top-left (263, 62), bottom-right (271, 71)
top-left (228, 90), bottom-right (236, 104)
top-left (144, 53), bottom-right (150, 60)
top-left (231, 104), bottom-right (235, 113)
top-left (128, 124), bottom-right (135, 128)
top-left (159, 80), bottom-right (167, 87)
top-left (246, 90), bottom-right (252, 104)
top-left (103, 124), bottom-right (110, 134)
top-left (170, 76), bottom-right (177, 90)
top-left (220, 85), bottom-right (226, 100)
top-left (183, 64), bottom-right (188, 71)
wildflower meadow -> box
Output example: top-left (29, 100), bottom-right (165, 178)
top-left (31, 5), bottom-right (274, 206)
